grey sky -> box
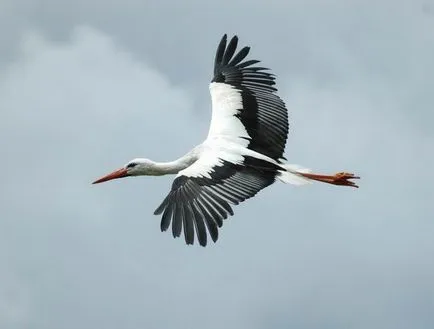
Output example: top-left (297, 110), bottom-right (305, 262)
top-left (1, 1), bottom-right (434, 329)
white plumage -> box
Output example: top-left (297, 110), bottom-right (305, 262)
top-left (93, 34), bottom-right (360, 246)
top-left (208, 82), bottom-right (250, 144)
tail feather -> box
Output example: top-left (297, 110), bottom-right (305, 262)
top-left (277, 164), bottom-right (313, 185)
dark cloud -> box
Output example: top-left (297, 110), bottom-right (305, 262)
top-left (1, 2), bottom-right (434, 329)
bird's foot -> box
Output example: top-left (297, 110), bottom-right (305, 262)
top-left (330, 172), bottom-right (360, 188)
top-left (299, 172), bottom-right (360, 188)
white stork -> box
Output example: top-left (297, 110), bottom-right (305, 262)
top-left (93, 34), bottom-right (360, 246)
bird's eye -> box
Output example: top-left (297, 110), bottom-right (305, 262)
top-left (126, 163), bottom-right (137, 168)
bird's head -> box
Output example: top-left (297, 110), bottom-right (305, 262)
top-left (92, 158), bottom-right (154, 184)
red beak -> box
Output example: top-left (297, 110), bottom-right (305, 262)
top-left (92, 168), bottom-right (128, 184)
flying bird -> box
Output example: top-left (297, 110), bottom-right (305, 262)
top-left (93, 34), bottom-right (360, 246)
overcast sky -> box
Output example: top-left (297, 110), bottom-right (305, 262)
top-left (1, 1), bottom-right (434, 329)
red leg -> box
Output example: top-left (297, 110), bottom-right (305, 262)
top-left (299, 172), bottom-right (360, 188)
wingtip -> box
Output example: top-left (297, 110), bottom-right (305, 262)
top-left (199, 241), bottom-right (207, 247)
top-left (221, 34), bottom-right (240, 42)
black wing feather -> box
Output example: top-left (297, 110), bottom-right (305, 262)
top-left (154, 157), bottom-right (279, 246)
top-left (212, 34), bottom-right (289, 162)
top-left (188, 201), bottom-right (207, 247)
top-left (172, 194), bottom-right (183, 238)
top-left (160, 199), bottom-right (173, 232)
top-left (214, 34), bottom-right (227, 76)
top-left (222, 36), bottom-right (238, 65)
top-left (228, 46), bottom-right (250, 66)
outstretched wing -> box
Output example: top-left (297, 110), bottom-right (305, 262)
top-left (154, 34), bottom-right (289, 246)
top-left (208, 34), bottom-right (289, 161)
top-left (154, 151), bottom-right (279, 246)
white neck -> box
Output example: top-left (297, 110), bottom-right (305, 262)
top-left (148, 160), bottom-right (191, 175)
top-left (136, 147), bottom-right (200, 176)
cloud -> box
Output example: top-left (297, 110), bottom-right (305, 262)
top-left (0, 263), bottom-right (30, 328)
top-left (0, 26), bottom-right (200, 329)
top-left (0, 4), bottom-right (434, 329)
